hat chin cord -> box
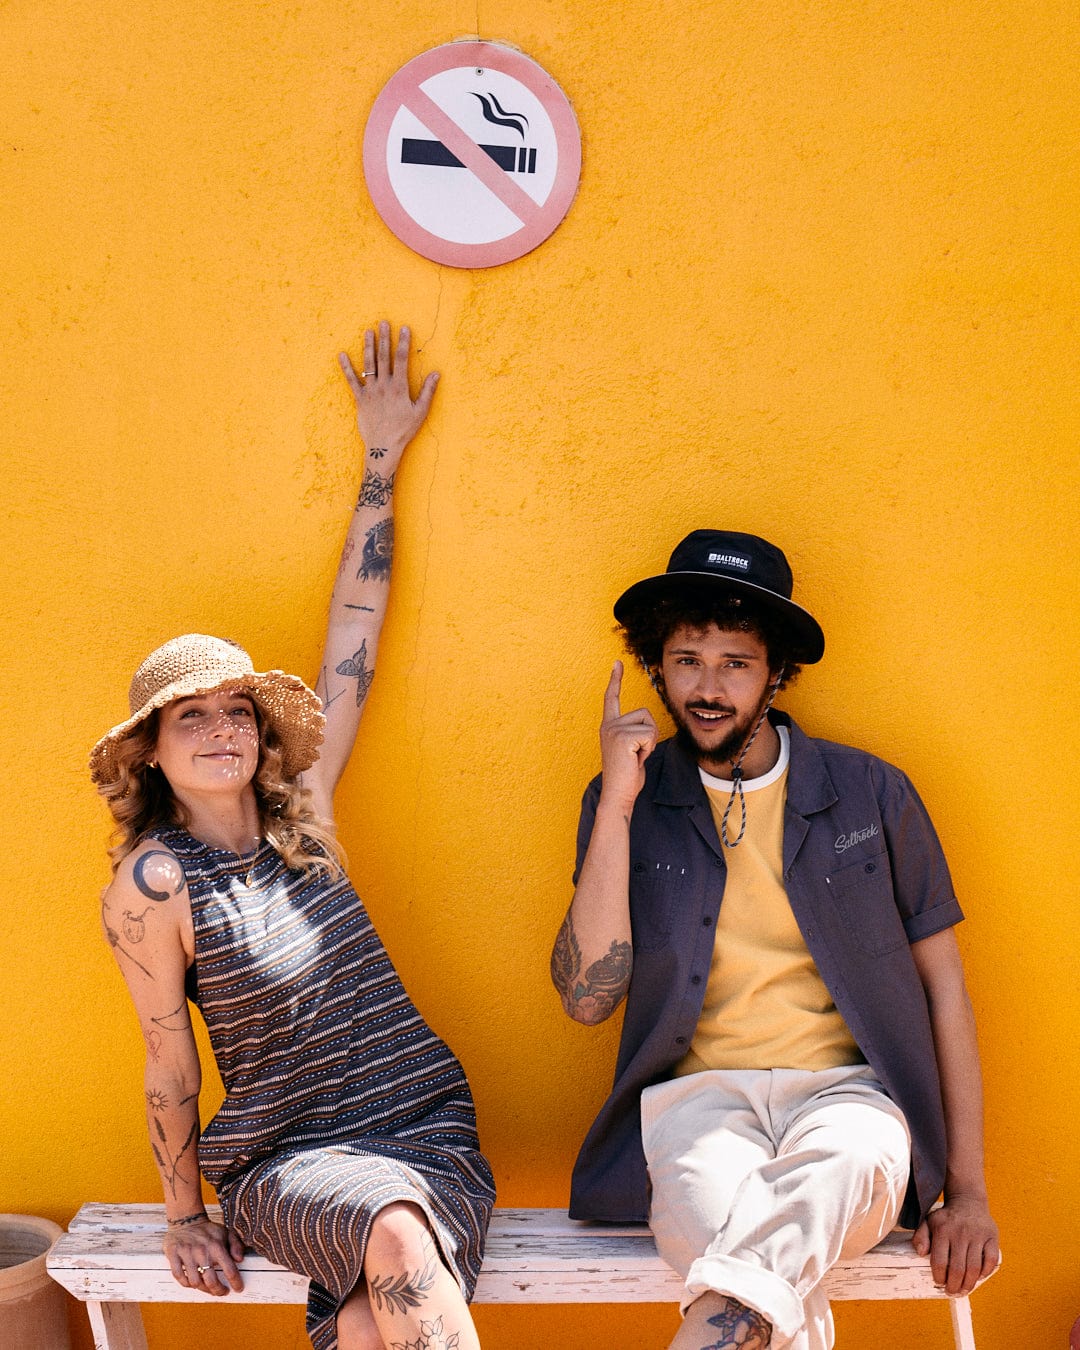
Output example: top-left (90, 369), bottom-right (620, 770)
top-left (719, 669), bottom-right (785, 849)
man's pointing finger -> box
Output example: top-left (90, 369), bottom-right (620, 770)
top-left (603, 661), bottom-right (624, 721)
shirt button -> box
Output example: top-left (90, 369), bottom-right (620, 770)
top-left (714, 858), bottom-right (723, 868)
top-left (675, 1036), bottom-right (687, 1045)
top-left (702, 916), bottom-right (713, 927)
top-left (691, 975), bottom-right (702, 985)
top-left (633, 861), bottom-right (646, 873)
top-left (865, 863), bottom-right (876, 874)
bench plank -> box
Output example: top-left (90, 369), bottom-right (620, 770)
top-left (50, 1204), bottom-right (957, 1304)
top-left (48, 1202), bottom-right (991, 1350)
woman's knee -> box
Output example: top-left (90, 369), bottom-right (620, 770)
top-left (364, 1200), bottom-right (435, 1270)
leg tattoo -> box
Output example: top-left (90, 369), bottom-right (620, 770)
top-left (702, 1297), bottom-right (772, 1350)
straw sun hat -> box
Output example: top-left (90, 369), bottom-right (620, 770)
top-left (89, 634), bottom-right (325, 786)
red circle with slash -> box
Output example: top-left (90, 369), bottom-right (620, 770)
top-left (363, 41), bottom-right (582, 268)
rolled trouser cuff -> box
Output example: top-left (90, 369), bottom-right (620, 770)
top-left (684, 1252), bottom-right (805, 1343)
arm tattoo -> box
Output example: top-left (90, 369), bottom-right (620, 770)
top-left (335, 639), bottom-right (375, 707)
top-left (103, 897), bottom-right (153, 978)
top-left (133, 850), bottom-right (184, 903)
top-left (336, 535), bottom-right (355, 577)
top-left (704, 1297), bottom-right (772, 1349)
top-left (358, 517), bottom-right (393, 582)
top-left (367, 445), bottom-right (388, 459)
top-left (356, 467), bottom-right (395, 510)
top-left (151, 999), bottom-right (192, 1033)
top-left (146, 1087), bottom-right (168, 1112)
top-left (369, 1231), bottom-right (437, 1315)
top-left (121, 907), bottom-right (152, 943)
top-left (150, 1115), bottom-right (199, 1199)
top-left (315, 664), bottom-right (345, 712)
top-left (550, 912), bottom-right (632, 1024)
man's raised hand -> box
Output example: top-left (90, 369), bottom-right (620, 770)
top-left (599, 661), bottom-right (658, 809)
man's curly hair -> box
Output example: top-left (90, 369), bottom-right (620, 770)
top-left (617, 583), bottom-right (803, 691)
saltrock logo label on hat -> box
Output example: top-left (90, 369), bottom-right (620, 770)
top-left (708, 552), bottom-right (751, 571)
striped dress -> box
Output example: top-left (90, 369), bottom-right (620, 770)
top-left (157, 827), bottom-right (495, 1350)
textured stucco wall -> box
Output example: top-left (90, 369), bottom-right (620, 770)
top-left (2, 1), bottom-right (1077, 1346)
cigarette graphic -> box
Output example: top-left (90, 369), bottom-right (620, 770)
top-left (402, 138), bottom-right (538, 174)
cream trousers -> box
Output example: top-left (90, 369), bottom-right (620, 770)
top-left (641, 1066), bottom-right (911, 1350)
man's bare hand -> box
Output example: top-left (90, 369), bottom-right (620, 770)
top-left (598, 661), bottom-right (658, 810)
top-left (912, 1195), bottom-right (999, 1296)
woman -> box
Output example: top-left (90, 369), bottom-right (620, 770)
top-left (90, 323), bottom-right (494, 1350)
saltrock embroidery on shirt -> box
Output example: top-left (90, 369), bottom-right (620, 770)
top-left (834, 823), bottom-right (880, 854)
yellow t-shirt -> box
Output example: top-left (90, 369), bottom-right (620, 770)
top-left (675, 727), bottom-right (864, 1074)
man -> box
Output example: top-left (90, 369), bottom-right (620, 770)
top-left (550, 530), bottom-right (998, 1350)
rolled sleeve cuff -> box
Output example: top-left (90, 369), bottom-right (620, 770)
top-left (903, 896), bottom-right (964, 943)
top-left (684, 1253), bottom-right (804, 1342)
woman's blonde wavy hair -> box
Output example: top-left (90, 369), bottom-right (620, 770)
top-left (98, 704), bottom-right (345, 879)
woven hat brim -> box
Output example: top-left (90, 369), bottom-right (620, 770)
top-left (89, 669), bottom-right (325, 786)
top-left (613, 571), bottom-right (825, 664)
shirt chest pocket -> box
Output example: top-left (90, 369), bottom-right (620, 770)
top-left (824, 851), bottom-right (908, 956)
top-left (629, 857), bottom-right (689, 951)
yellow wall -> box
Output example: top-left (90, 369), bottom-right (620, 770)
top-left (2, 1), bottom-right (1077, 1346)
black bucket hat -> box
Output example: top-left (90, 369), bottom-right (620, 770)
top-left (613, 529), bottom-right (825, 664)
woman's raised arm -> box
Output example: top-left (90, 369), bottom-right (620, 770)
top-left (306, 321), bottom-right (439, 818)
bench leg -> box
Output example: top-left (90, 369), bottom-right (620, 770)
top-left (86, 1300), bottom-right (149, 1350)
top-left (949, 1295), bottom-right (976, 1350)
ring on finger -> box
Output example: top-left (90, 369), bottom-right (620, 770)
top-left (196, 1265), bottom-right (210, 1274)
top-left (362, 370), bottom-right (376, 378)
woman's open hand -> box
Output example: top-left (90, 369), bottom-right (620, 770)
top-left (338, 321), bottom-right (439, 474)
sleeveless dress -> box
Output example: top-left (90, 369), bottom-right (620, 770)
top-left (156, 827), bottom-right (495, 1350)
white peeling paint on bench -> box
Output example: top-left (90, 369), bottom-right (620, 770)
top-left (47, 1203), bottom-right (990, 1350)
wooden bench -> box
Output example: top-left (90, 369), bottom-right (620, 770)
top-left (47, 1203), bottom-right (992, 1350)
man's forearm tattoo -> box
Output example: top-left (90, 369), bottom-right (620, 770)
top-left (358, 517), bottom-right (393, 582)
top-left (704, 1298), bottom-right (772, 1350)
top-left (368, 445), bottom-right (388, 459)
top-left (550, 912), bottom-right (632, 1023)
top-left (369, 1231), bottom-right (437, 1315)
top-left (356, 467), bottom-right (395, 510)
top-left (336, 639), bottom-right (375, 707)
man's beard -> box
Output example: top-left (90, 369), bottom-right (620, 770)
top-left (667, 699), bottom-right (757, 772)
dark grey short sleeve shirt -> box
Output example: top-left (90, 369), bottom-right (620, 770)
top-left (567, 713), bottom-right (963, 1230)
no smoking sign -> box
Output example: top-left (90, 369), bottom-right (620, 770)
top-left (363, 42), bottom-right (582, 268)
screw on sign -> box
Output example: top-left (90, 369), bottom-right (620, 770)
top-left (363, 42), bottom-right (581, 268)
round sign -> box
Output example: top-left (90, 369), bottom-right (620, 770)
top-left (363, 41), bottom-right (582, 269)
